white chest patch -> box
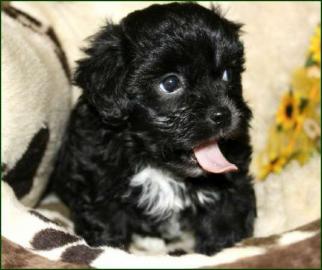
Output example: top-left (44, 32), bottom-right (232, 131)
top-left (130, 166), bottom-right (190, 220)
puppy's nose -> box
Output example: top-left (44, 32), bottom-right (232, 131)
top-left (209, 107), bottom-right (231, 127)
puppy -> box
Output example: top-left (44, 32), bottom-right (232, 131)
top-left (51, 2), bottom-right (256, 255)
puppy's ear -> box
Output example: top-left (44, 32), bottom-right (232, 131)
top-left (74, 23), bottom-right (129, 125)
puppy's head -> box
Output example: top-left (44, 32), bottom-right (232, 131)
top-left (75, 3), bottom-right (252, 177)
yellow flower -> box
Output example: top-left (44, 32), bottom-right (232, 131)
top-left (292, 68), bottom-right (320, 98)
top-left (309, 25), bottom-right (320, 65)
top-left (257, 155), bottom-right (288, 180)
top-left (256, 24), bottom-right (321, 181)
top-left (276, 91), bottom-right (300, 130)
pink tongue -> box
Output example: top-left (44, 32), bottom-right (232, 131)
top-left (193, 140), bottom-right (238, 173)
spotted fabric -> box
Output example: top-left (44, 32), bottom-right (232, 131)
top-left (7, 198), bottom-right (321, 268)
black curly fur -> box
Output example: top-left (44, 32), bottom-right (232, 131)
top-left (51, 3), bottom-right (256, 255)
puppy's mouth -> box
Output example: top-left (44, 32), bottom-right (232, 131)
top-left (192, 139), bottom-right (238, 174)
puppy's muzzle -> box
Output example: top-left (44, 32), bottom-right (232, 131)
top-left (209, 106), bottom-right (231, 128)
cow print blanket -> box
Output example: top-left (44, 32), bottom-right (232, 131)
top-left (2, 182), bottom-right (320, 268)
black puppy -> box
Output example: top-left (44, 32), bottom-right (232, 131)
top-left (51, 3), bottom-right (256, 255)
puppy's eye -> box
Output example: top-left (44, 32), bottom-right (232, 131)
top-left (159, 75), bottom-right (182, 93)
top-left (222, 69), bottom-right (229, 81)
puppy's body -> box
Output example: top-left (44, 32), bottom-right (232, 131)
top-left (51, 3), bottom-right (256, 255)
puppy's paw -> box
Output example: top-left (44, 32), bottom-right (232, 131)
top-left (195, 242), bottom-right (220, 256)
top-left (195, 232), bottom-right (240, 255)
top-left (78, 227), bottom-right (129, 250)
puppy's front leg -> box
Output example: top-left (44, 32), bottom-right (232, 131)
top-left (193, 185), bottom-right (256, 255)
top-left (72, 201), bottom-right (131, 249)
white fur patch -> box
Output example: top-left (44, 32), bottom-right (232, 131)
top-left (158, 213), bottom-right (183, 239)
top-left (130, 167), bottom-right (190, 220)
top-left (129, 167), bottom-right (220, 220)
top-left (131, 234), bottom-right (167, 254)
top-left (196, 190), bottom-right (220, 205)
